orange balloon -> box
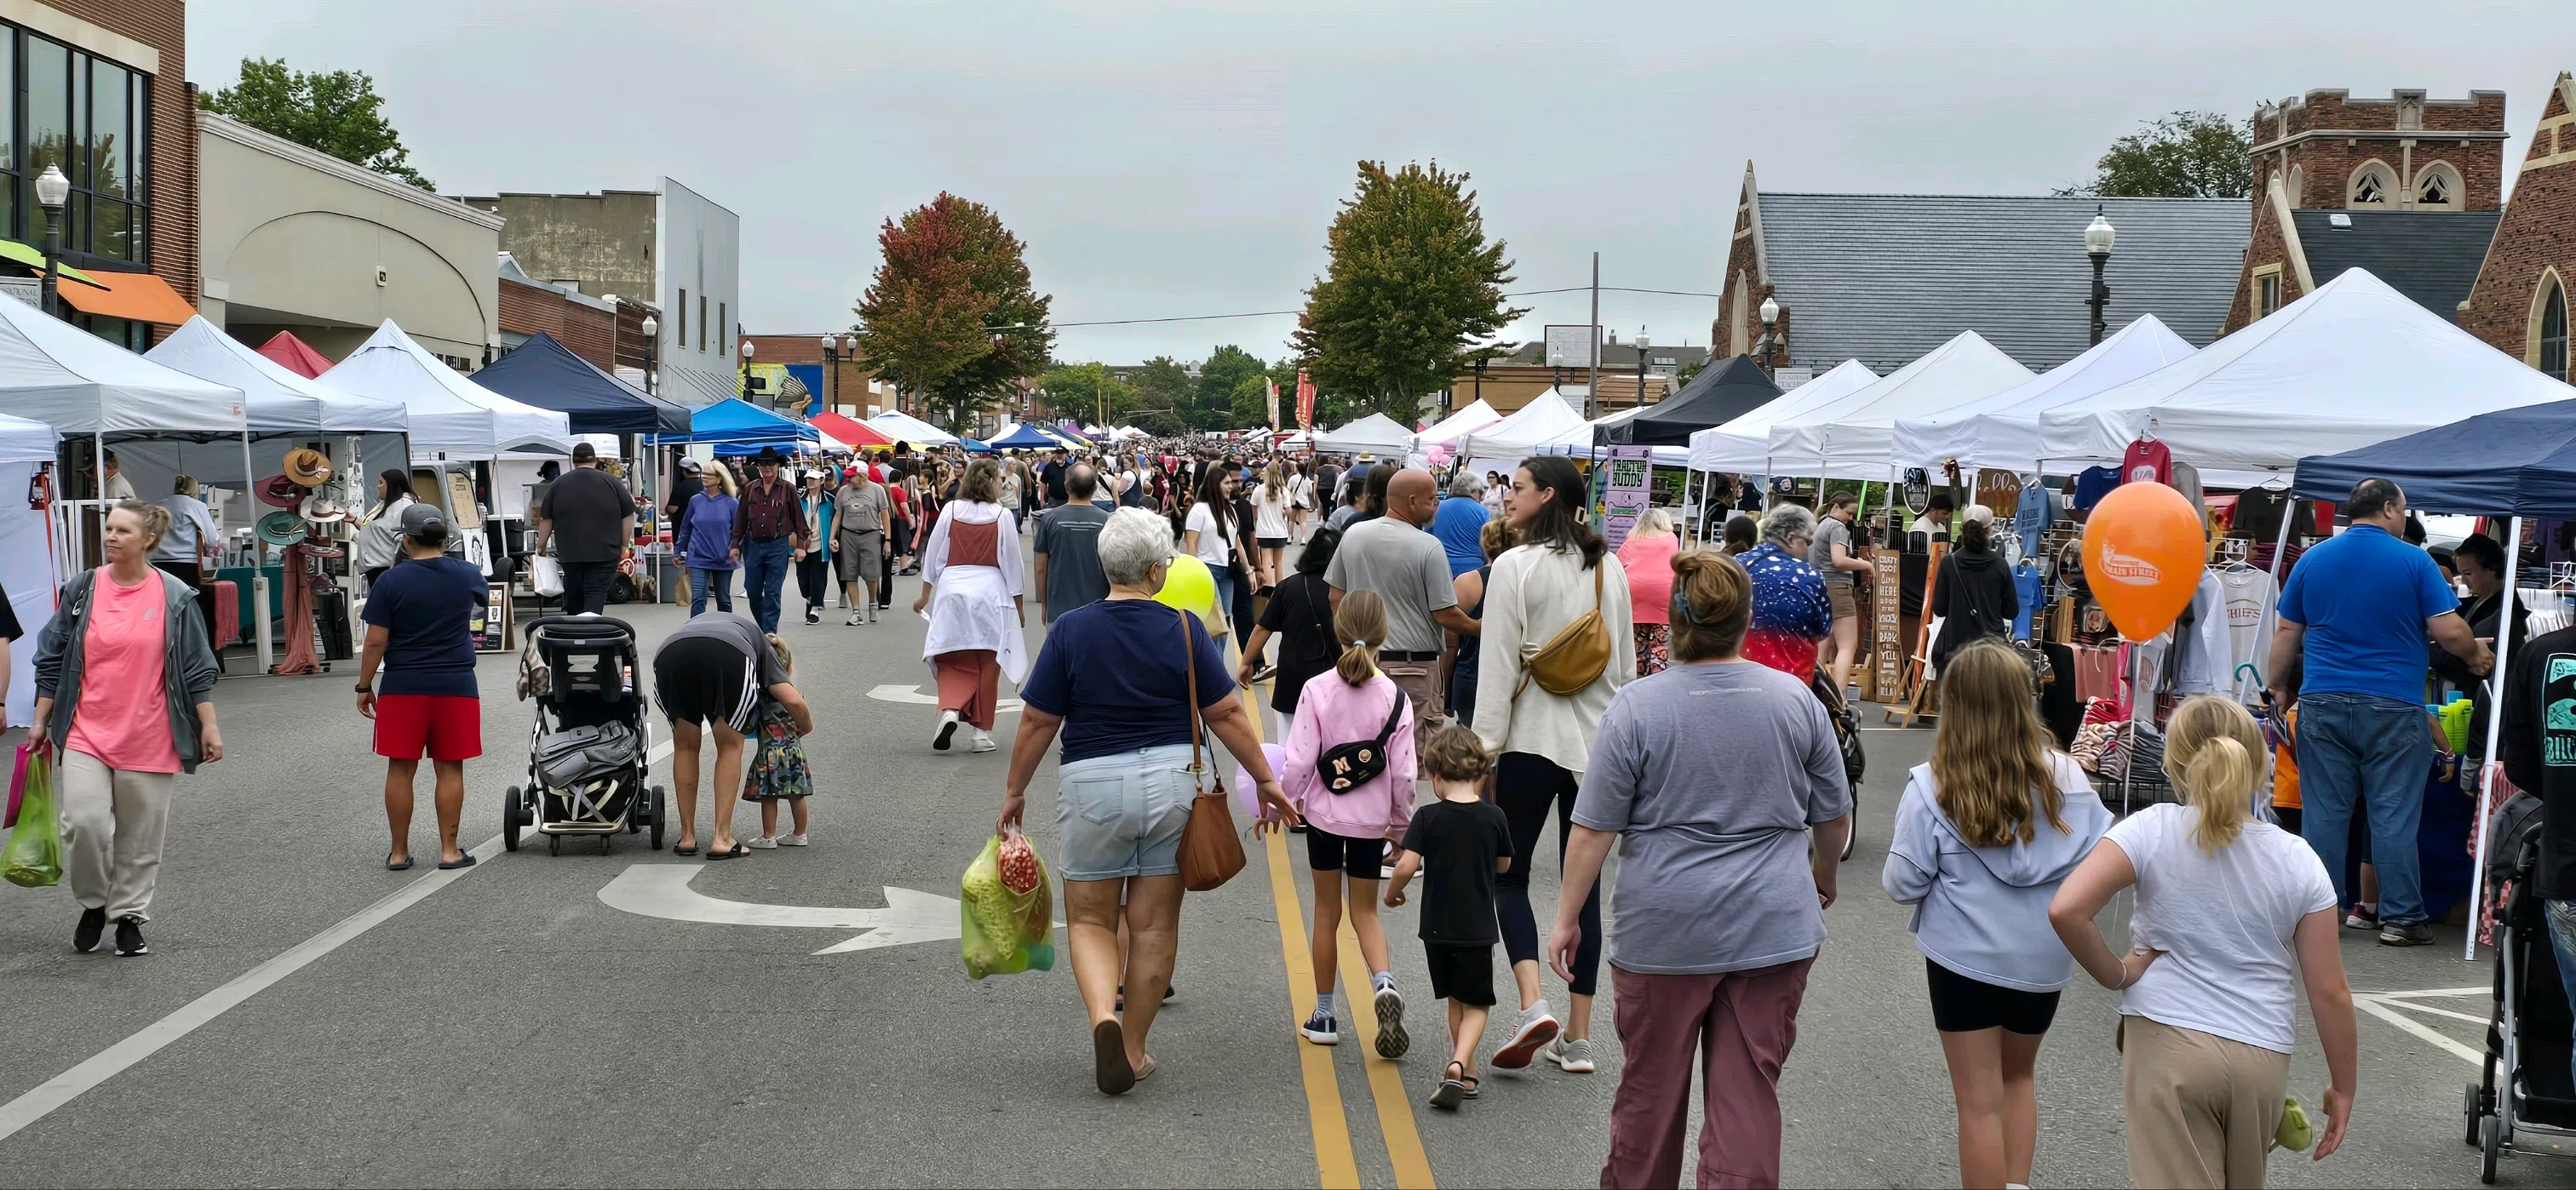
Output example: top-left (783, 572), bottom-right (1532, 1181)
top-left (2080, 482), bottom-right (2206, 641)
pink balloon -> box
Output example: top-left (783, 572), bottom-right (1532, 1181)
top-left (1235, 741), bottom-right (1289, 819)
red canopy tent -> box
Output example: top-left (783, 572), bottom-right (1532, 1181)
top-left (255, 331), bottom-right (335, 380)
top-left (812, 410), bottom-right (893, 449)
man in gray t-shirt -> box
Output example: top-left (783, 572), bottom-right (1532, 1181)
top-left (1325, 469), bottom-right (1479, 737)
top-left (1032, 466), bottom-right (1113, 622)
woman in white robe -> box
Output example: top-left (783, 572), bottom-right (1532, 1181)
top-left (914, 460), bottom-right (1024, 752)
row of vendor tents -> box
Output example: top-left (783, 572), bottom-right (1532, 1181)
top-left (1303, 266), bottom-right (2576, 498)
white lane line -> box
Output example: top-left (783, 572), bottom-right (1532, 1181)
top-left (2353, 993), bottom-right (2485, 1067)
top-left (0, 738), bottom-right (675, 1141)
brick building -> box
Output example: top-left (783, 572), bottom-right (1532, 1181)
top-left (497, 251), bottom-right (615, 369)
top-left (2458, 72), bottom-right (2576, 382)
top-left (741, 333), bottom-right (885, 415)
top-left (9, 1), bottom-right (198, 348)
top-left (2223, 88), bottom-right (2509, 333)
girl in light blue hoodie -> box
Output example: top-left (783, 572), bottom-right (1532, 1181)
top-left (1884, 640), bottom-right (2112, 1190)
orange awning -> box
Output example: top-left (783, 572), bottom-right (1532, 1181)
top-left (55, 268), bottom-right (196, 325)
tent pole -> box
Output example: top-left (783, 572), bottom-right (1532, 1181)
top-left (2465, 513), bottom-right (2524, 961)
top-left (239, 428), bottom-right (271, 672)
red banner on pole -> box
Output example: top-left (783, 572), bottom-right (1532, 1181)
top-left (1295, 371), bottom-right (1316, 430)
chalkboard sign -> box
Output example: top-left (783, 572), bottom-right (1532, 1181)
top-left (473, 583), bottom-right (513, 652)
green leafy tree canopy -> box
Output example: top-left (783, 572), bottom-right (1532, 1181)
top-left (1196, 344), bottom-right (1270, 429)
top-left (2057, 112), bottom-right (2252, 199)
top-left (199, 58), bottom-right (436, 191)
top-left (1294, 161), bottom-right (1527, 418)
top-left (851, 193), bottom-right (1054, 433)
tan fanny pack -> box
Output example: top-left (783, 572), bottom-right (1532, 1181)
top-left (1514, 561), bottom-right (1611, 700)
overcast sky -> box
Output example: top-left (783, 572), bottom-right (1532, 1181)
top-left (196, 0), bottom-right (2568, 369)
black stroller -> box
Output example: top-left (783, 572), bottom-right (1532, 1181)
top-left (502, 616), bottom-right (665, 855)
top-left (1812, 668), bottom-right (1865, 861)
top-left (2467, 792), bottom-right (2576, 1181)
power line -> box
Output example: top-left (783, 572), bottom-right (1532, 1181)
top-left (1035, 283), bottom-right (1709, 331)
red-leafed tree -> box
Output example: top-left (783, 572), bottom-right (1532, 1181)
top-left (851, 193), bottom-right (1053, 432)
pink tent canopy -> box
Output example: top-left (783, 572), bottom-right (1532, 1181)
top-left (255, 331), bottom-right (335, 380)
top-left (812, 410), bottom-right (894, 448)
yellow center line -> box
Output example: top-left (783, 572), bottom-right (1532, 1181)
top-left (1335, 919), bottom-right (1437, 1188)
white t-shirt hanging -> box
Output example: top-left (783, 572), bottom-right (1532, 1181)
top-left (1185, 501), bottom-right (1233, 566)
top-left (2217, 567), bottom-right (2280, 703)
top-left (2104, 804), bottom-right (2336, 1055)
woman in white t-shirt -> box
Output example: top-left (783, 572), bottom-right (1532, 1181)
top-left (1250, 462), bottom-right (1294, 591)
top-left (1288, 462), bottom-right (1316, 545)
top-left (2049, 695), bottom-right (2357, 1189)
top-left (1181, 466), bottom-right (1242, 634)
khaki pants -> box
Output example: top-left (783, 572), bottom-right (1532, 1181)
top-left (59, 748), bottom-right (176, 923)
top-left (1380, 658), bottom-right (1444, 762)
top-left (2121, 1016), bottom-right (2290, 1189)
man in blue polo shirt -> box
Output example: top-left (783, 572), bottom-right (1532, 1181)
top-left (2268, 478), bottom-right (2493, 947)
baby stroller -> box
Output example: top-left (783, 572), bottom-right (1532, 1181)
top-left (2467, 792), bottom-right (2576, 1181)
top-left (502, 616), bottom-right (665, 855)
top-left (1812, 667), bottom-right (1865, 861)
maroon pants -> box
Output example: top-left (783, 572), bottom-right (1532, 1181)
top-left (1603, 958), bottom-right (1814, 1190)
top-left (934, 649), bottom-right (1000, 729)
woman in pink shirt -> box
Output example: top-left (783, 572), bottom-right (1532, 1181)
top-left (1618, 507), bottom-right (1679, 677)
top-left (32, 501), bottom-right (225, 958)
top-left (1282, 589), bottom-right (1417, 1058)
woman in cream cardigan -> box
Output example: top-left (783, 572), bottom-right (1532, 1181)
top-left (1472, 455), bottom-right (1634, 1076)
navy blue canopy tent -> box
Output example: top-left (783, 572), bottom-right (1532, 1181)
top-left (473, 332), bottom-right (692, 435)
top-left (645, 397), bottom-right (820, 451)
top-left (985, 423), bottom-right (1060, 449)
top-left (2292, 397), bottom-right (2576, 516)
top-left (1607, 355), bottom-right (1783, 447)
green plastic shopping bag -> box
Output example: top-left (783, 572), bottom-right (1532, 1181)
top-left (961, 827), bottom-right (1054, 979)
top-left (3, 747), bottom-right (59, 888)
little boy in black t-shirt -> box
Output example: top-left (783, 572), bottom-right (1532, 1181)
top-left (1386, 724), bottom-right (1511, 1111)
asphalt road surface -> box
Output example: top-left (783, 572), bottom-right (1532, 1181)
top-left (0, 537), bottom-right (2566, 1188)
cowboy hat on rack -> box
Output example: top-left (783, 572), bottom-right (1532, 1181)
top-left (282, 448), bottom-right (333, 487)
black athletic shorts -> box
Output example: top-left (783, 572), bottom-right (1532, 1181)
top-left (1925, 958), bottom-right (2062, 1035)
top-left (1425, 943), bottom-right (1496, 1008)
top-left (1258, 535), bottom-right (1289, 550)
top-left (653, 634), bottom-right (760, 733)
top-left (1305, 825), bottom-right (1389, 880)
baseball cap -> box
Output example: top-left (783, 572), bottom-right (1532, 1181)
top-left (680, 457), bottom-right (703, 472)
top-left (399, 501), bottom-right (450, 539)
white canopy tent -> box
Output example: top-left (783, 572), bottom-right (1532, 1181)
top-left (1764, 331), bottom-right (2033, 478)
top-left (2035, 267), bottom-right (2576, 476)
top-left (326, 320), bottom-right (571, 460)
top-left (0, 409), bottom-right (52, 727)
top-left (1316, 412), bottom-right (1415, 456)
top-left (146, 317), bottom-right (410, 436)
top-left (1891, 314), bottom-right (2195, 471)
top-left (1457, 390), bottom-right (1588, 475)
top-left (1686, 359), bottom-right (1880, 474)
top-left (866, 409), bottom-right (959, 448)
top-left (1411, 398), bottom-right (1501, 449)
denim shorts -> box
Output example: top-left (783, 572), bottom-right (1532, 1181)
top-left (1054, 743), bottom-right (1199, 881)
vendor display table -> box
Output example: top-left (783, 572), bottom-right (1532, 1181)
top-left (215, 564), bottom-right (284, 638)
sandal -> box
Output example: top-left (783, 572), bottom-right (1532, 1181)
top-left (1429, 1061), bottom-right (1469, 1111)
top-left (705, 842), bottom-right (749, 861)
top-left (1132, 1054), bottom-right (1157, 1083)
top-left (1093, 1020), bottom-right (1136, 1096)
top-left (386, 854), bottom-right (414, 872)
top-left (673, 842), bottom-right (700, 856)
top-left (437, 854), bottom-right (477, 870)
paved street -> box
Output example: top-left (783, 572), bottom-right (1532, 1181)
top-left (0, 541), bottom-right (2564, 1189)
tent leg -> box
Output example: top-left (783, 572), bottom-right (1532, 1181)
top-left (2466, 515), bottom-right (2524, 960)
top-left (239, 429), bottom-right (272, 674)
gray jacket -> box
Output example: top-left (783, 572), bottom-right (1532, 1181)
top-left (34, 569), bottom-right (222, 774)
top-left (1881, 757), bottom-right (2112, 993)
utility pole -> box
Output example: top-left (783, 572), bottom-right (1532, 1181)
top-left (1586, 252), bottom-right (1600, 421)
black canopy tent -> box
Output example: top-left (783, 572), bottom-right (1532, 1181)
top-left (1605, 354), bottom-right (1782, 447)
top-left (473, 333), bottom-right (692, 436)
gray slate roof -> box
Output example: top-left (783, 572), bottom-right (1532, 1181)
top-left (1760, 193), bottom-right (2246, 373)
top-left (2288, 209), bottom-right (2499, 323)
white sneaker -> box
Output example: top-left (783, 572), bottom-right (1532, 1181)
top-left (778, 832), bottom-right (809, 847)
top-left (934, 709), bottom-right (960, 751)
top-left (846, 613), bottom-right (866, 626)
top-left (1546, 1036), bottom-right (1597, 1073)
top-left (748, 835), bottom-right (778, 850)
top-left (970, 729), bottom-right (997, 753)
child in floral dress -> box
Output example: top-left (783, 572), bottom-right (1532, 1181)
top-left (748, 634), bottom-right (814, 847)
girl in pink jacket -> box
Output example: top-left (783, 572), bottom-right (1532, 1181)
top-left (1284, 589), bottom-right (1418, 1058)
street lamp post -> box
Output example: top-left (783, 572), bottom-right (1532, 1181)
top-left (2085, 206), bottom-right (2117, 346)
top-left (1636, 330), bottom-right (1651, 409)
top-left (840, 334), bottom-right (856, 415)
top-left (1755, 295), bottom-right (1781, 379)
top-left (820, 335), bottom-right (839, 412)
top-left (640, 314), bottom-right (660, 396)
top-left (741, 340), bottom-right (756, 408)
top-left (34, 165), bottom-right (68, 318)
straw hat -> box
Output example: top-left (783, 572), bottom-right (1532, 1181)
top-left (299, 494), bottom-right (348, 523)
top-left (282, 448), bottom-right (333, 487)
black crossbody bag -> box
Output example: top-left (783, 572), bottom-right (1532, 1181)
top-left (1319, 683), bottom-right (1407, 793)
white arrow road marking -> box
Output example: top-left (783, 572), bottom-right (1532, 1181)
top-left (2351, 987), bottom-right (2490, 1066)
top-left (600, 864), bottom-right (967, 955)
top-left (865, 683), bottom-right (1024, 712)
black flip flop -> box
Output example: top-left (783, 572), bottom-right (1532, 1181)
top-left (437, 854), bottom-right (478, 870)
top-left (705, 842), bottom-right (749, 861)
top-left (674, 843), bottom-right (700, 856)
top-left (1093, 1020), bottom-right (1136, 1096)
top-left (386, 855), bottom-right (414, 872)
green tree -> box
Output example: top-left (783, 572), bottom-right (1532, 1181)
top-left (1036, 361), bottom-right (1139, 429)
top-left (1127, 356), bottom-right (1196, 432)
top-left (198, 58), bottom-right (436, 191)
top-left (1294, 161), bottom-right (1527, 418)
top-left (2057, 112), bottom-right (2252, 199)
top-left (1197, 344), bottom-right (1271, 429)
top-left (851, 193), bottom-right (1054, 433)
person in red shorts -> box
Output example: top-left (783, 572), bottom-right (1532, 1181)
top-left (355, 503), bottom-right (489, 871)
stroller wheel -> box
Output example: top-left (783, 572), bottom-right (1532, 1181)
top-left (1840, 809), bottom-right (1859, 861)
top-left (649, 786), bottom-right (667, 852)
top-left (2482, 1113), bottom-right (2504, 1182)
top-left (2467, 1082), bottom-right (2485, 1147)
top-left (502, 786), bottom-right (524, 852)
top-left (600, 833), bottom-right (612, 855)
top-left (549, 833), bottom-right (562, 857)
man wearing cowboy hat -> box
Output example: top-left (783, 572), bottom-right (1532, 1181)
top-left (731, 445), bottom-right (807, 632)
top-left (532, 442), bottom-right (635, 616)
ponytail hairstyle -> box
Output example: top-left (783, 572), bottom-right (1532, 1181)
top-left (1955, 513), bottom-right (1992, 552)
top-left (2160, 695), bottom-right (2267, 853)
top-left (1333, 588), bottom-right (1388, 685)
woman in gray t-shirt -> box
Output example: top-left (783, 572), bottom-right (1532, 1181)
top-left (1547, 547), bottom-right (1852, 1189)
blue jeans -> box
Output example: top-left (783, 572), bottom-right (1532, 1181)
top-left (689, 567), bottom-right (734, 617)
top-left (2298, 691), bottom-right (2430, 926)
top-left (2545, 901), bottom-right (2576, 1088)
top-left (1209, 570), bottom-right (1236, 627)
top-left (741, 537), bottom-right (794, 632)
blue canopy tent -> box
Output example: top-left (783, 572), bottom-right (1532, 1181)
top-left (986, 423), bottom-right (1060, 449)
top-left (645, 398), bottom-right (819, 451)
top-left (2292, 396), bottom-right (2576, 955)
top-left (474, 333), bottom-right (692, 435)
top-left (957, 437), bottom-right (991, 453)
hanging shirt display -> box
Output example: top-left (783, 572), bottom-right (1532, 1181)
top-left (2073, 465), bottom-right (2123, 512)
top-left (2012, 562), bottom-right (2043, 640)
top-left (2014, 479), bottom-right (2054, 546)
top-left (2122, 438), bottom-right (2173, 486)
top-left (2171, 572), bottom-right (2231, 696)
top-left (2217, 565), bottom-right (2281, 702)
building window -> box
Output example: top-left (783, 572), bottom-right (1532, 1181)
top-left (698, 295), bottom-right (708, 352)
top-left (677, 288), bottom-right (686, 345)
top-left (2286, 164), bottom-right (2303, 208)
top-left (2254, 266), bottom-right (2282, 320)
top-left (2413, 162), bottom-right (2460, 210)
top-left (718, 303), bottom-right (726, 355)
top-left (0, 29), bottom-right (148, 264)
top-left (2349, 162), bottom-right (2394, 207)
top-left (2540, 276), bottom-right (2569, 381)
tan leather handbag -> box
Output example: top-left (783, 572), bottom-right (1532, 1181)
top-left (1514, 558), bottom-right (1612, 700)
top-left (1174, 609), bottom-right (1248, 891)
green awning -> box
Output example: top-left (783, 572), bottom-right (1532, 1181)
top-left (0, 240), bottom-right (100, 288)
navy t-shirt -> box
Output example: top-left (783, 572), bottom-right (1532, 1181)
top-left (362, 556), bottom-right (487, 697)
top-left (1020, 598), bottom-right (1236, 764)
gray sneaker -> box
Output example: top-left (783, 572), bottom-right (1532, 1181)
top-left (1547, 1036), bottom-right (1598, 1073)
top-left (2379, 922), bottom-right (2435, 947)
